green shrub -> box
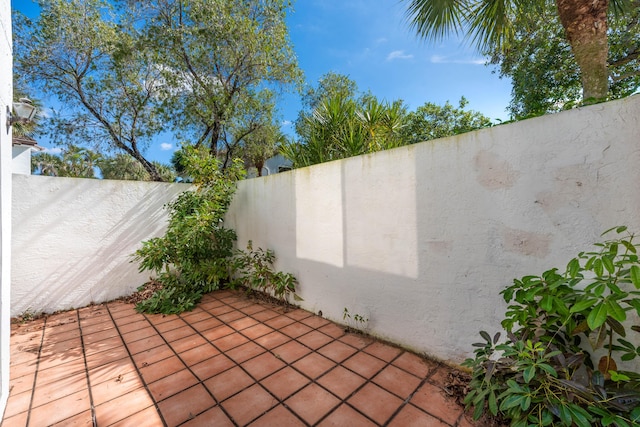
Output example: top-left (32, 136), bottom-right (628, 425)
top-left (133, 147), bottom-right (244, 314)
top-left (464, 226), bottom-right (640, 426)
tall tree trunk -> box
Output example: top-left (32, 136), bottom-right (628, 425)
top-left (556, 0), bottom-right (610, 101)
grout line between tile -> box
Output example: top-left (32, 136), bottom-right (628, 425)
top-left (105, 302), bottom-right (169, 427)
top-left (76, 309), bottom-right (98, 427)
top-left (23, 319), bottom-right (46, 427)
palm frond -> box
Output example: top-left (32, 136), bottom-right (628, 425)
top-left (403, 0), bottom-right (468, 42)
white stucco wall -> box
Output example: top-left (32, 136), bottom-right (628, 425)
top-left (11, 146), bottom-right (31, 175)
top-left (226, 95), bottom-right (640, 365)
top-left (11, 175), bottom-right (188, 316)
top-left (0, 0), bottom-right (12, 416)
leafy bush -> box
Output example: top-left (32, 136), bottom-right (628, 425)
top-left (133, 147), bottom-right (244, 314)
top-left (231, 241), bottom-right (300, 303)
top-left (464, 227), bottom-right (640, 427)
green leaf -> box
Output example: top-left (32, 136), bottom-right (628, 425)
top-left (631, 265), bottom-right (640, 289)
top-left (567, 404), bottom-right (593, 427)
top-left (488, 390), bottom-right (498, 415)
top-left (523, 365), bottom-right (535, 383)
top-left (567, 258), bottom-right (580, 277)
top-left (570, 298), bottom-right (597, 313)
top-left (587, 302), bottom-right (608, 330)
top-left (602, 256), bottom-right (615, 274)
top-left (538, 363), bottom-right (557, 377)
top-left (593, 259), bottom-right (604, 277)
top-left (605, 299), bottom-right (626, 322)
top-left (622, 240), bottom-right (637, 254)
top-left (499, 394), bottom-right (523, 411)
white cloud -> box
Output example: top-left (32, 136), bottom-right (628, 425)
top-left (430, 55), bottom-right (486, 65)
top-left (160, 143), bottom-right (173, 151)
top-left (44, 147), bottom-right (63, 154)
top-left (386, 50), bottom-right (414, 61)
top-left (282, 120), bottom-right (292, 126)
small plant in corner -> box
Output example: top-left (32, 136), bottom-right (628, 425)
top-left (343, 307), bottom-right (369, 333)
top-left (463, 226), bottom-right (640, 426)
top-left (231, 240), bottom-right (301, 304)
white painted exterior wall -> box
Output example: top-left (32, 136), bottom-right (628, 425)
top-left (11, 146), bottom-right (31, 175)
top-left (11, 175), bottom-right (188, 315)
top-left (0, 0), bottom-right (11, 415)
top-left (226, 95), bottom-right (640, 365)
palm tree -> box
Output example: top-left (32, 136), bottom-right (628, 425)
top-left (402, 0), bottom-right (630, 102)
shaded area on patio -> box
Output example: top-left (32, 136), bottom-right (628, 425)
top-left (2, 289), bottom-right (479, 426)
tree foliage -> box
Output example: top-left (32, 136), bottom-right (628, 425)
top-left (15, 0), bottom-right (167, 180)
top-left (401, 97), bottom-right (492, 144)
top-left (489, 2), bottom-right (640, 119)
top-left (283, 73), bottom-right (492, 168)
top-left (135, 0), bottom-right (302, 168)
top-left (14, 0), bottom-right (301, 180)
top-left (402, 0), bottom-right (634, 103)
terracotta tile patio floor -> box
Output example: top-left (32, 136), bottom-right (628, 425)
top-left (1, 289), bottom-right (480, 426)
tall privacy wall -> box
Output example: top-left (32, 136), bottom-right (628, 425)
top-left (11, 176), bottom-right (188, 316)
top-left (9, 96), bottom-right (640, 365)
top-left (226, 95), bottom-right (640, 365)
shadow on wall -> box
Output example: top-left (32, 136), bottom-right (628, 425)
top-left (227, 96), bottom-right (640, 364)
top-left (11, 175), bottom-right (189, 316)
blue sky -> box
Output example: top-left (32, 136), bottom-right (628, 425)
top-left (13, 0), bottom-right (513, 165)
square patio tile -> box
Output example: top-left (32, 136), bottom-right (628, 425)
top-left (170, 333), bottom-right (208, 353)
top-left (204, 366), bottom-right (255, 401)
top-left (147, 368), bottom-right (199, 402)
top-left (248, 404), bottom-right (306, 427)
top-left (138, 355), bottom-right (186, 384)
top-left (212, 332), bottom-right (250, 352)
top-left (343, 352), bottom-right (387, 379)
top-left (31, 370), bottom-right (88, 407)
top-left (339, 333), bottom-right (373, 349)
top-left (132, 344), bottom-right (174, 369)
top-left (264, 315), bottom-right (296, 329)
top-left (316, 366), bottom-right (366, 399)
top-left (372, 364), bottom-right (423, 399)
top-left (181, 406), bottom-right (234, 427)
top-left (179, 343), bottom-right (220, 366)
top-left (285, 383), bottom-right (341, 425)
top-left (292, 353), bottom-right (335, 379)
top-left (316, 403), bottom-right (377, 427)
top-left (157, 384), bottom-right (216, 426)
top-left (392, 352), bottom-right (437, 378)
top-left (241, 351), bottom-right (286, 380)
top-left (224, 341), bottom-right (266, 364)
top-left (260, 366), bottom-right (310, 400)
top-left (200, 324), bottom-right (236, 341)
top-left (279, 322), bottom-right (314, 338)
top-left (272, 340), bottom-right (312, 363)
top-left (221, 384), bottom-right (278, 425)
top-left (317, 340), bottom-right (358, 363)
top-left (190, 317), bottom-right (224, 332)
top-left (29, 388), bottom-right (91, 426)
top-left (240, 323), bottom-right (274, 340)
top-left (91, 370), bottom-right (145, 405)
top-left (388, 404), bottom-right (450, 427)
top-left (347, 382), bottom-right (404, 425)
top-left (191, 354), bottom-right (235, 381)
top-left (410, 382), bottom-right (462, 425)
top-left (253, 331), bottom-right (291, 349)
top-left (296, 330), bottom-right (334, 350)
top-left (363, 341), bottom-right (403, 362)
